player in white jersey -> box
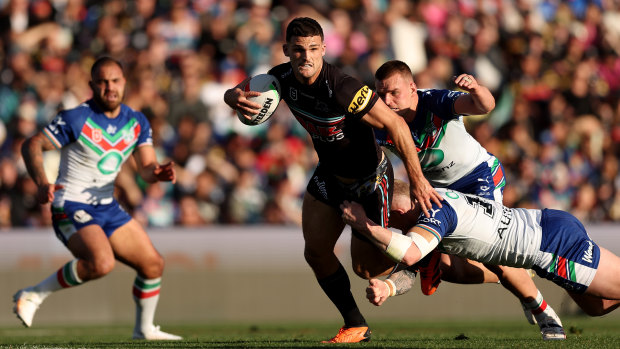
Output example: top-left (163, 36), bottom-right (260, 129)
top-left (13, 57), bottom-right (182, 340)
top-left (370, 60), bottom-right (563, 339)
top-left (341, 181), bottom-right (620, 328)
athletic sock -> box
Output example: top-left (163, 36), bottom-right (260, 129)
top-left (132, 276), bottom-right (161, 332)
top-left (32, 259), bottom-right (84, 300)
top-left (317, 264), bottom-right (366, 328)
top-left (523, 290), bottom-right (547, 315)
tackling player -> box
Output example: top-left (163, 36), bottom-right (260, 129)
top-left (224, 17), bottom-right (442, 343)
top-left (371, 60), bottom-right (564, 338)
top-left (14, 57), bottom-right (181, 340)
top-left (341, 180), bottom-right (620, 338)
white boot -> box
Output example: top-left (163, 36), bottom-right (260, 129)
top-left (13, 287), bottom-right (43, 328)
top-left (132, 325), bottom-right (183, 340)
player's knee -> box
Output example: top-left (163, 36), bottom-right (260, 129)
top-left (85, 257), bottom-right (115, 279)
top-left (140, 254), bottom-right (164, 279)
top-left (580, 306), bottom-right (606, 317)
top-left (303, 246), bottom-right (324, 267)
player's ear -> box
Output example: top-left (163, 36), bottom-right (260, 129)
top-left (282, 44), bottom-right (289, 57)
top-left (409, 80), bottom-right (417, 94)
top-left (321, 43), bottom-right (326, 57)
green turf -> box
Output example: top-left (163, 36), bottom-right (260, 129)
top-left (1, 317), bottom-right (619, 348)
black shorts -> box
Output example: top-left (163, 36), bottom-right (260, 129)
top-left (307, 154), bottom-right (394, 233)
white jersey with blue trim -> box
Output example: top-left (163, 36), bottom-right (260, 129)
top-left (375, 89), bottom-right (490, 186)
top-left (43, 100), bottom-right (152, 205)
top-left (417, 188), bottom-right (543, 268)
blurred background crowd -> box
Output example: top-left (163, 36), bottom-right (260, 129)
top-left (0, 0), bottom-right (619, 228)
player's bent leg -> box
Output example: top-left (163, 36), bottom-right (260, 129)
top-left (568, 292), bottom-right (620, 316)
top-left (302, 192), bottom-right (345, 277)
top-left (584, 247), bottom-right (620, 300)
top-left (67, 225), bottom-right (117, 280)
top-left (439, 256), bottom-right (499, 284)
top-left (111, 219), bottom-right (164, 278)
top-left (13, 225), bottom-right (112, 328)
top-left (486, 264), bottom-right (565, 340)
top-left (109, 219), bottom-right (181, 341)
top-left (303, 192), bottom-right (369, 342)
top-left (351, 234), bottom-right (395, 279)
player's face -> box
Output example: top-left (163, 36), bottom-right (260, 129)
top-left (375, 73), bottom-right (416, 117)
top-left (283, 35), bottom-right (325, 85)
top-left (89, 63), bottom-right (126, 113)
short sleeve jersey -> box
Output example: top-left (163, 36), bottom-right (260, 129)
top-left (414, 188), bottom-right (543, 268)
top-left (43, 100), bottom-right (153, 205)
top-left (268, 61), bottom-right (381, 178)
top-left (375, 89), bottom-right (489, 186)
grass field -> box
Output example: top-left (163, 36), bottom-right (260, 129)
top-left (1, 317), bottom-right (620, 348)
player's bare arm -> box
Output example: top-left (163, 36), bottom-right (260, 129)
top-left (452, 74), bottom-right (495, 115)
top-left (133, 145), bottom-right (176, 184)
top-left (360, 99), bottom-right (442, 217)
top-left (223, 77), bottom-right (262, 118)
top-left (341, 200), bottom-right (436, 266)
top-left (21, 132), bottom-right (64, 204)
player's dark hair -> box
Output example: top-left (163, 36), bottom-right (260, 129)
top-left (375, 60), bottom-right (413, 81)
top-left (91, 56), bottom-right (124, 79)
top-left (393, 179), bottom-right (409, 197)
top-left (286, 17), bottom-right (324, 42)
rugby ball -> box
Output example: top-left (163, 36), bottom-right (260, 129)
top-left (236, 74), bottom-right (281, 126)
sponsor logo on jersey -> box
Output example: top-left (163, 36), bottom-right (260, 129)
top-left (582, 240), bottom-right (594, 264)
top-left (419, 216), bottom-right (441, 225)
top-left (106, 124), bottom-right (117, 135)
top-left (290, 87), bottom-right (298, 101)
top-left (496, 207), bottom-right (512, 239)
top-left (48, 116), bottom-right (66, 135)
top-left (73, 210), bottom-right (93, 223)
top-left (348, 85), bottom-right (371, 113)
top-left (313, 175), bottom-right (328, 200)
top-left (290, 107), bottom-right (345, 143)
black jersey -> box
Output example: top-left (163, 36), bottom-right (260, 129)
top-left (268, 61), bottom-right (381, 178)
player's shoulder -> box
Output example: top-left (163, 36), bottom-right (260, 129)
top-left (268, 63), bottom-right (293, 81)
top-left (60, 101), bottom-right (92, 115)
top-left (54, 101), bottom-right (94, 126)
top-left (120, 103), bottom-right (148, 122)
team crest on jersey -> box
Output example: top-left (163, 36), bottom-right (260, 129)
top-left (123, 130), bottom-right (135, 144)
top-left (92, 129), bottom-right (102, 143)
top-left (290, 87), bottom-right (298, 101)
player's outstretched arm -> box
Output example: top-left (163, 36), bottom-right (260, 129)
top-left (341, 200), bottom-right (437, 266)
top-left (361, 99), bottom-right (442, 217)
top-left (452, 74), bottom-right (495, 115)
top-left (223, 77), bottom-right (262, 119)
top-left (134, 145), bottom-right (176, 184)
top-left (21, 132), bottom-right (64, 204)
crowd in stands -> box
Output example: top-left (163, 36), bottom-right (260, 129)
top-left (0, 0), bottom-right (619, 228)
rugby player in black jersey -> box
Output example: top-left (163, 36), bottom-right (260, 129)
top-left (224, 17), bottom-right (442, 343)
